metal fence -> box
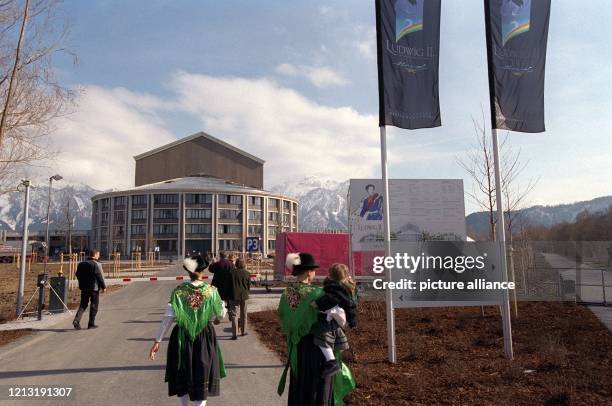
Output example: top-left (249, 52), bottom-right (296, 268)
top-left (508, 241), bottom-right (611, 306)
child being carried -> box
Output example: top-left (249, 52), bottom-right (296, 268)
top-left (311, 263), bottom-right (358, 378)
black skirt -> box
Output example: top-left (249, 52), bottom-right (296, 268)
top-left (165, 322), bottom-right (221, 401)
top-left (288, 334), bottom-right (335, 406)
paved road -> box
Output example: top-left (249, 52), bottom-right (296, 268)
top-left (0, 265), bottom-right (286, 405)
top-left (542, 253), bottom-right (611, 304)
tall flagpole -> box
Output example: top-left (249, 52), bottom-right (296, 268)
top-left (491, 128), bottom-right (514, 360)
top-left (380, 125), bottom-right (396, 363)
top-left (483, 0), bottom-right (514, 360)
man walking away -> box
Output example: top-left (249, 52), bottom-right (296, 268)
top-left (228, 258), bottom-right (251, 339)
top-left (73, 249), bottom-right (106, 330)
top-left (210, 251), bottom-right (234, 302)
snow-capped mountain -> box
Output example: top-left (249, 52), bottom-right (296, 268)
top-left (3, 174), bottom-right (609, 236)
top-left (271, 176), bottom-right (612, 234)
top-left (0, 183), bottom-right (101, 231)
top-left (465, 195), bottom-right (612, 238)
top-left (270, 177), bottom-right (349, 231)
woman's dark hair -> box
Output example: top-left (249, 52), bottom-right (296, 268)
top-left (365, 184), bottom-right (375, 191)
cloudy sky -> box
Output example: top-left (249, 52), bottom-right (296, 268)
top-left (45, 0), bottom-right (611, 213)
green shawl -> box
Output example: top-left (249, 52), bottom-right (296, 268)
top-left (277, 282), bottom-right (356, 405)
top-left (169, 282), bottom-right (226, 377)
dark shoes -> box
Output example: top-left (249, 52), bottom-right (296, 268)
top-left (73, 321), bottom-right (98, 330)
top-left (231, 336), bottom-right (238, 340)
top-left (320, 360), bottom-right (340, 378)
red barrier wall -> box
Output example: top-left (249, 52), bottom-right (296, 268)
top-left (274, 232), bottom-right (350, 279)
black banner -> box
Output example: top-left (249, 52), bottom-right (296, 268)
top-left (376, 0), bottom-right (442, 129)
top-left (484, 0), bottom-right (551, 133)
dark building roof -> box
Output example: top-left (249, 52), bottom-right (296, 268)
top-left (133, 131), bottom-right (264, 189)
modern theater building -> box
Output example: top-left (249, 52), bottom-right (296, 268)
top-left (90, 132), bottom-right (298, 258)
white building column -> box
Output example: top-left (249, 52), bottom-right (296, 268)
top-left (212, 194), bottom-right (218, 255)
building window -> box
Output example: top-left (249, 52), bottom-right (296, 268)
top-left (268, 198), bottom-right (279, 210)
top-left (219, 239), bottom-right (241, 251)
top-left (131, 225), bottom-right (146, 235)
top-left (268, 226), bottom-right (279, 237)
top-left (154, 194), bottom-right (179, 205)
top-left (218, 224), bottom-right (242, 234)
top-left (154, 209), bottom-right (178, 219)
top-left (101, 199), bottom-right (110, 211)
top-left (113, 211), bottom-right (125, 223)
top-left (218, 194), bottom-right (242, 205)
top-left (132, 195), bottom-right (148, 206)
top-left (248, 225), bottom-right (262, 236)
top-left (185, 194), bottom-right (212, 204)
top-left (268, 212), bottom-right (278, 222)
top-left (248, 196), bottom-right (262, 207)
top-left (219, 209), bottom-right (242, 220)
top-left (283, 201), bottom-right (290, 211)
top-left (155, 239), bottom-right (177, 253)
top-left (101, 212), bottom-right (109, 226)
top-left (268, 240), bottom-right (276, 250)
top-left (153, 224), bottom-right (178, 235)
top-left (132, 209), bottom-right (147, 220)
top-left (114, 196), bottom-right (126, 206)
top-left (293, 202), bottom-right (298, 212)
top-left (283, 214), bottom-right (290, 224)
top-left (186, 209), bottom-right (212, 219)
top-left (100, 227), bottom-right (108, 237)
top-left (186, 224), bottom-right (212, 234)
top-left (248, 210), bottom-right (262, 221)
top-left (112, 225), bottom-right (124, 238)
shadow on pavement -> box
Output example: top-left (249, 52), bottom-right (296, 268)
top-left (224, 363), bottom-right (284, 369)
top-left (0, 365), bottom-right (165, 378)
top-left (123, 320), bottom-right (160, 324)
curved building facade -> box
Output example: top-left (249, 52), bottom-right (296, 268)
top-left (90, 176), bottom-right (298, 258)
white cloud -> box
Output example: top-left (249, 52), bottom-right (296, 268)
top-left (171, 72), bottom-right (377, 187)
top-left (46, 86), bottom-right (175, 190)
top-left (41, 73), bottom-right (378, 191)
top-left (274, 63), bottom-right (300, 77)
top-left (351, 26), bottom-right (377, 61)
top-left (274, 63), bottom-right (350, 88)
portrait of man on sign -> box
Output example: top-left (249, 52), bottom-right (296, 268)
top-left (359, 184), bottom-right (384, 221)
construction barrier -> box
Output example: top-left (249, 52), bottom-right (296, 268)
top-left (131, 252), bottom-right (142, 271)
top-left (61, 253), bottom-right (79, 290)
top-left (104, 273), bottom-right (260, 285)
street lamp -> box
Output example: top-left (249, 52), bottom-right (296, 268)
top-left (16, 179), bottom-right (31, 317)
top-left (44, 174), bottom-right (62, 275)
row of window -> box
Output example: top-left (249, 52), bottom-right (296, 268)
top-left (95, 237), bottom-right (278, 253)
top-left (106, 210), bottom-right (297, 225)
top-left (129, 224), bottom-right (286, 237)
top-left (96, 195), bottom-right (296, 211)
top-left (100, 209), bottom-right (295, 227)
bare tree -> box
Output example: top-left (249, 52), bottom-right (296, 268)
top-left (457, 111), bottom-right (538, 241)
top-left (57, 186), bottom-right (76, 254)
top-left (501, 150), bottom-right (539, 242)
top-left (0, 0), bottom-right (75, 193)
top-left (457, 111), bottom-right (498, 239)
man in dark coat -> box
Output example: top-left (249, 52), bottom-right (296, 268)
top-left (209, 252), bottom-right (235, 301)
top-left (228, 258), bottom-right (251, 339)
top-left (73, 249), bottom-right (106, 329)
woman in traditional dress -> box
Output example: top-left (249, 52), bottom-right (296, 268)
top-left (149, 255), bottom-right (226, 406)
top-left (277, 252), bottom-right (356, 406)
